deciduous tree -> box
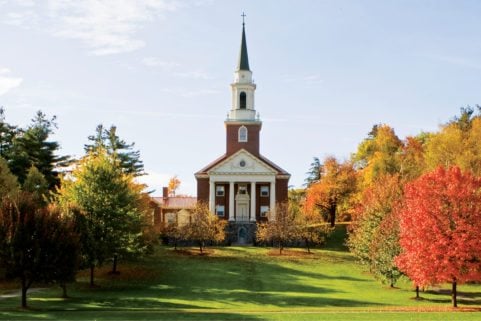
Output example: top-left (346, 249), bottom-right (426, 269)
top-left (56, 149), bottom-right (146, 285)
top-left (168, 175), bottom-right (181, 196)
top-left (304, 157), bottom-right (357, 226)
top-left (0, 193), bottom-right (79, 308)
top-left (395, 166), bottom-right (481, 307)
top-left (256, 203), bottom-right (299, 255)
top-left (184, 202), bottom-right (226, 253)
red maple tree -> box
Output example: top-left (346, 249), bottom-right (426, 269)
top-left (395, 166), bottom-right (481, 307)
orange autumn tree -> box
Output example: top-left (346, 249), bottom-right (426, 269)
top-left (395, 166), bottom-right (481, 308)
top-left (304, 156), bottom-right (357, 227)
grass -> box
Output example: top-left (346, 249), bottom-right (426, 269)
top-left (1, 226), bottom-right (480, 320)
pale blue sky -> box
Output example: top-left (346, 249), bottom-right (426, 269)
top-left (1, 0), bottom-right (480, 195)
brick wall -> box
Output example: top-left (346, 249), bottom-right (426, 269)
top-left (225, 123), bottom-right (261, 156)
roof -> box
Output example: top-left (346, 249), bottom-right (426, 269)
top-left (152, 196), bottom-right (197, 209)
top-left (237, 23), bottom-right (250, 71)
top-left (195, 149), bottom-right (290, 177)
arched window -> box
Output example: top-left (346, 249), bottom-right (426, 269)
top-left (238, 126), bottom-right (248, 142)
top-left (239, 92), bottom-right (247, 109)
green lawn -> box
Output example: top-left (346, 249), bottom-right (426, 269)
top-left (1, 228), bottom-right (481, 320)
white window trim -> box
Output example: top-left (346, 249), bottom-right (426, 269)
top-left (216, 185), bottom-right (225, 197)
top-left (260, 206), bottom-right (269, 217)
top-left (260, 186), bottom-right (269, 197)
top-left (216, 205), bottom-right (225, 217)
top-left (238, 126), bottom-right (248, 142)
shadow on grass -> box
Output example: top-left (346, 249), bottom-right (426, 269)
top-left (422, 289), bottom-right (481, 306)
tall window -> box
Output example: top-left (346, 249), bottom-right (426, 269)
top-left (239, 92), bottom-right (247, 109)
top-left (216, 205), bottom-right (225, 217)
top-left (238, 126), bottom-right (248, 142)
top-left (216, 185), bottom-right (225, 197)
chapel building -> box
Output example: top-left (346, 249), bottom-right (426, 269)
top-left (195, 21), bottom-right (290, 244)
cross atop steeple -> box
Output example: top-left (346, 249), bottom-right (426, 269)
top-left (237, 13), bottom-right (250, 71)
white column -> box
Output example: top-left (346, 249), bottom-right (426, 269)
top-left (209, 180), bottom-right (215, 213)
top-left (250, 182), bottom-right (256, 222)
top-left (229, 181), bottom-right (235, 221)
top-left (270, 181), bottom-right (276, 221)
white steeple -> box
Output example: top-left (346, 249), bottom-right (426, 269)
top-left (227, 18), bottom-right (258, 122)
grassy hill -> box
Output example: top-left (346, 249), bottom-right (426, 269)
top-left (1, 227), bottom-right (481, 320)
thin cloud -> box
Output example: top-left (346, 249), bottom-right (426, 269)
top-left (141, 57), bottom-right (180, 69)
top-left (0, 67), bottom-right (23, 96)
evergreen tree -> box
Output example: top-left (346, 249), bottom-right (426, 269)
top-left (8, 111), bottom-right (69, 189)
top-left (84, 124), bottom-right (144, 176)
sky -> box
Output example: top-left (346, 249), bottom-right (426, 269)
top-left (0, 0), bottom-right (480, 196)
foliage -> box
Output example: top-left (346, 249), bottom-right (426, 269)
top-left (304, 156), bottom-right (321, 187)
top-left (84, 124), bottom-right (144, 176)
top-left (22, 166), bottom-right (49, 206)
top-left (256, 203), bottom-right (300, 254)
top-left (297, 208), bottom-right (333, 254)
top-left (0, 157), bottom-right (19, 200)
top-left (347, 174), bottom-right (403, 266)
top-left (183, 202), bottom-right (226, 253)
top-left (304, 157), bottom-right (357, 226)
top-left (369, 210), bottom-right (402, 287)
top-left (168, 175), bottom-right (181, 196)
top-left (395, 166), bottom-right (481, 307)
top-left (0, 193), bottom-right (79, 307)
top-left (424, 110), bottom-right (481, 176)
top-left (353, 124), bottom-right (402, 187)
top-left (56, 149), bottom-right (147, 285)
top-left (8, 111), bottom-right (69, 189)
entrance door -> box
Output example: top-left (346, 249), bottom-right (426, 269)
top-left (237, 203), bottom-right (249, 222)
top-left (238, 227), bottom-right (247, 244)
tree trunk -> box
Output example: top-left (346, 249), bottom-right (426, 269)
top-left (329, 205), bottom-right (336, 227)
top-left (390, 273), bottom-right (394, 288)
top-left (305, 238), bottom-right (311, 254)
top-left (452, 278), bottom-right (458, 308)
top-left (60, 283), bottom-right (68, 298)
top-left (199, 241), bottom-right (203, 254)
top-left (21, 276), bottom-right (28, 308)
top-left (111, 254), bottom-right (119, 274)
top-left (90, 265), bottom-right (95, 287)
top-left (415, 285), bottom-right (420, 299)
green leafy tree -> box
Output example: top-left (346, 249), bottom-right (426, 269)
top-left (369, 210), bottom-right (402, 287)
top-left (57, 149), bottom-right (146, 285)
top-left (348, 174), bottom-right (403, 266)
top-left (84, 124), bottom-right (144, 176)
top-left (304, 157), bottom-right (321, 187)
top-left (22, 166), bottom-right (49, 206)
top-left (0, 193), bottom-right (79, 308)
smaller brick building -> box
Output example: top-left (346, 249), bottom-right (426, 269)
top-left (195, 21), bottom-right (290, 244)
top-left (151, 187), bottom-right (197, 231)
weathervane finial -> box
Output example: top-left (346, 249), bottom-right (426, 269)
top-left (241, 12), bottom-right (246, 26)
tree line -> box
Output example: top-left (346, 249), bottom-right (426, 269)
top-left (303, 105), bottom-right (481, 307)
top-left (0, 108), bottom-right (154, 308)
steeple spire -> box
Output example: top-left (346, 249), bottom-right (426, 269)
top-left (237, 12), bottom-right (250, 71)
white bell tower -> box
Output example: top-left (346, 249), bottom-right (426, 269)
top-left (228, 15), bottom-right (257, 122)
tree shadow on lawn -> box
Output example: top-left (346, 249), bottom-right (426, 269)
top-left (421, 289), bottom-right (481, 306)
top-left (151, 252), bottom-right (383, 309)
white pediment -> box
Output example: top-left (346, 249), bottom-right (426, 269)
top-left (208, 150), bottom-right (277, 176)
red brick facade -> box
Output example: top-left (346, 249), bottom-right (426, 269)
top-left (225, 123), bottom-right (261, 156)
